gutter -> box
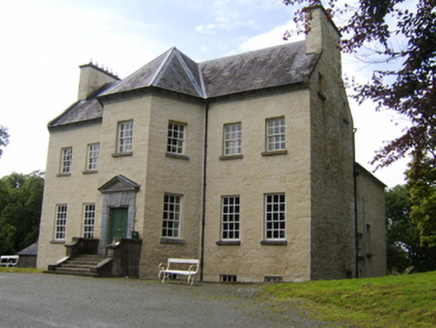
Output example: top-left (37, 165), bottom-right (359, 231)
top-left (200, 101), bottom-right (209, 281)
top-left (353, 127), bottom-right (359, 278)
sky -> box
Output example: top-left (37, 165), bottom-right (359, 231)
top-left (0, 0), bottom-right (411, 188)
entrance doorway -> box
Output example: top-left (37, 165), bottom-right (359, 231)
top-left (109, 208), bottom-right (128, 243)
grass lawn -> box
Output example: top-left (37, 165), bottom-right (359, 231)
top-left (262, 271), bottom-right (436, 327)
top-left (0, 267), bottom-right (43, 274)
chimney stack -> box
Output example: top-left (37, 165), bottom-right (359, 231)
top-left (305, 6), bottom-right (341, 54)
top-left (77, 61), bottom-right (119, 100)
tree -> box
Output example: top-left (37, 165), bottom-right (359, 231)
top-left (0, 125), bottom-right (9, 158)
top-left (282, 0), bottom-right (436, 245)
top-left (0, 172), bottom-right (44, 255)
top-left (406, 156), bottom-right (436, 247)
top-left (386, 185), bottom-right (436, 272)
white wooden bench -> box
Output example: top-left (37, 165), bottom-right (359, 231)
top-left (0, 255), bottom-right (19, 268)
top-left (158, 258), bottom-right (199, 285)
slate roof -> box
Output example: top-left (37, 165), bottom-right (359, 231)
top-left (200, 41), bottom-right (318, 97)
top-left (48, 83), bottom-right (115, 129)
top-left (49, 42), bottom-right (319, 129)
top-left (17, 242), bottom-right (38, 256)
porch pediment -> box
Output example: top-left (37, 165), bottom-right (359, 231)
top-left (98, 175), bottom-right (140, 194)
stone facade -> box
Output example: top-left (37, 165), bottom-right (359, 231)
top-left (355, 164), bottom-right (387, 278)
top-left (37, 6), bottom-right (386, 282)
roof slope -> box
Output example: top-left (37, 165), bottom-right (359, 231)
top-left (101, 48), bottom-right (205, 98)
top-left (50, 41), bottom-right (319, 128)
top-left (201, 41), bottom-right (319, 97)
top-left (17, 242), bottom-right (38, 256)
top-left (48, 83), bottom-right (115, 129)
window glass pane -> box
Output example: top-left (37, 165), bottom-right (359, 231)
top-left (61, 148), bottom-right (72, 174)
top-left (55, 205), bottom-right (68, 240)
top-left (265, 194), bottom-right (286, 240)
top-left (224, 123), bottom-right (242, 155)
top-left (266, 118), bottom-right (285, 151)
top-left (82, 204), bottom-right (95, 239)
top-left (118, 121), bottom-right (133, 153)
top-left (162, 194), bottom-right (182, 238)
top-left (87, 144), bottom-right (100, 171)
top-left (167, 122), bottom-right (186, 154)
top-left (221, 196), bottom-right (240, 240)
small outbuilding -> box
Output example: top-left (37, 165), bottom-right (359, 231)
top-left (17, 242), bottom-right (38, 268)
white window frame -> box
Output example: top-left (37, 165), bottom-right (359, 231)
top-left (265, 194), bottom-right (286, 240)
top-left (223, 123), bottom-right (242, 156)
top-left (221, 196), bottom-right (240, 240)
top-left (117, 120), bottom-right (133, 153)
top-left (86, 143), bottom-right (100, 171)
top-left (54, 204), bottom-right (67, 241)
top-left (60, 147), bottom-right (72, 174)
top-left (266, 117), bottom-right (286, 151)
top-left (82, 203), bottom-right (96, 239)
top-left (162, 194), bottom-right (182, 238)
top-left (167, 122), bottom-right (186, 154)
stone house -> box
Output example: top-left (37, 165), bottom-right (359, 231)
top-left (37, 6), bottom-right (386, 282)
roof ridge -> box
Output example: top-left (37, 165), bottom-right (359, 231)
top-left (173, 49), bottom-right (206, 98)
top-left (150, 47), bottom-right (175, 86)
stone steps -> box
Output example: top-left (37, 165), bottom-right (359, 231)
top-left (45, 255), bottom-right (110, 277)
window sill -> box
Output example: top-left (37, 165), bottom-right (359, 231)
top-left (165, 153), bottom-right (190, 161)
top-left (260, 240), bottom-right (288, 246)
top-left (82, 170), bottom-right (98, 175)
top-left (261, 150), bottom-right (288, 157)
top-left (219, 154), bottom-right (243, 161)
top-left (216, 240), bottom-right (241, 246)
top-left (112, 152), bottom-right (133, 158)
top-left (160, 238), bottom-right (186, 245)
top-left (56, 173), bottom-right (71, 177)
top-left (50, 240), bottom-right (65, 245)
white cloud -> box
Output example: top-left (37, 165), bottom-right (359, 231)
top-left (195, 24), bottom-right (218, 34)
top-left (238, 21), bottom-right (303, 53)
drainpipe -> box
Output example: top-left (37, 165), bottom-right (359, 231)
top-left (200, 102), bottom-right (209, 281)
top-left (353, 127), bottom-right (359, 278)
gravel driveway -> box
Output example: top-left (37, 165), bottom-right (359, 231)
top-left (0, 273), bottom-right (329, 327)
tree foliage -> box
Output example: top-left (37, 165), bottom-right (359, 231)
top-left (0, 125), bottom-right (9, 158)
top-left (386, 185), bottom-right (436, 272)
top-left (407, 156), bottom-right (436, 247)
top-left (0, 172), bottom-right (44, 255)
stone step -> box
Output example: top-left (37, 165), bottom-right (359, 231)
top-left (54, 266), bottom-right (93, 272)
top-left (44, 269), bottom-right (100, 277)
top-left (61, 263), bottom-right (96, 269)
top-left (71, 255), bottom-right (101, 260)
top-left (45, 254), bottom-right (111, 278)
top-left (66, 259), bottom-right (100, 265)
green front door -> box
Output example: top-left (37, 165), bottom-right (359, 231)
top-left (109, 208), bottom-right (128, 243)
